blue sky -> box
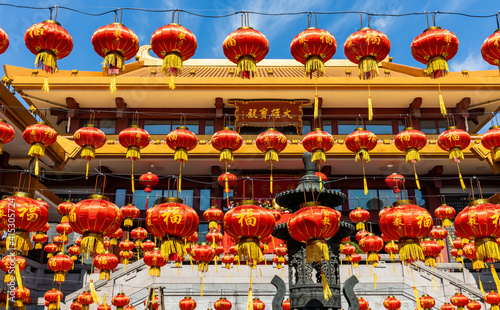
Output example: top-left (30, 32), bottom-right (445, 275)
top-left (1, 0), bottom-right (500, 72)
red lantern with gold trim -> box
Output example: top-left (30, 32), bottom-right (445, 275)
top-left (383, 296), bottom-right (401, 310)
top-left (435, 204), bottom-right (456, 227)
top-left (68, 245), bottom-right (80, 261)
top-left (437, 126), bottom-right (471, 189)
top-left (144, 297), bottom-right (159, 310)
top-left (359, 233), bottom-right (383, 266)
top-left (256, 128), bottom-right (288, 193)
top-left (71, 302), bottom-right (83, 310)
top-left (394, 127), bottom-right (427, 189)
top-left (221, 253), bottom-right (234, 269)
top-left (74, 124), bottom-right (106, 178)
top-left (203, 206), bottom-right (224, 230)
top-left (211, 127), bottom-right (243, 163)
top-left (282, 299), bottom-right (290, 310)
top-left (69, 195), bottom-right (123, 256)
top-left (0, 28), bottom-right (8, 55)
top-left (351, 253), bottom-right (361, 267)
top-left (121, 204), bottom-right (140, 227)
top-left (0, 119), bottom-right (14, 154)
top-left (223, 27), bottom-right (269, 79)
top-left (302, 129), bottom-right (334, 164)
top-left (142, 240), bottom-right (155, 252)
top-left (32, 231), bottom-right (48, 249)
top-left (78, 291), bottom-right (94, 310)
top-left (44, 243), bottom-right (58, 258)
top-left (442, 303), bottom-right (455, 310)
top-left (342, 243), bottom-right (356, 262)
top-left (56, 222), bottom-right (73, 242)
top-left (206, 229), bottom-right (223, 247)
top-left (180, 297), bottom-right (197, 310)
top-left (385, 241), bottom-right (399, 260)
top-left (223, 200), bottom-right (276, 266)
top-left (484, 291), bottom-right (500, 310)
top-left (119, 125), bottom-right (151, 192)
top-left (22, 123), bottom-right (58, 175)
top-left (44, 288), bottom-right (63, 310)
top-left (385, 173), bottom-right (405, 194)
top-left (166, 126), bottom-right (198, 191)
top-left (91, 23), bottom-right (139, 92)
top-left (451, 294), bottom-right (469, 310)
top-left (192, 243), bottom-right (215, 272)
top-left (144, 248), bottom-right (167, 276)
top-left (430, 226), bottom-right (448, 247)
top-left (218, 172), bottom-right (238, 196)
top-left (13, 287), bottom-right (29, 308)
top-left (356, 230), bottom-right (369, 242)
top-left (358, 297), bottom-right (369, 310)
top-left (111, 293), bottom-right (130, 310)
top-left (146, 197), bottom-right (199, 260)
top-left (107, 227), bottom-right (123, 246)
top-left (467, 301), bottom-right (481, 310)
top-left (481, 126), bottom-right (500, 162)
top-left (0, 255), bottom-right (26, 284)
top-left (379, 199), bottom-right (433, 262)
top-left (139, 172), bottom-right (159, 209)
top-left (291, 27), bottom-right (337, 77)
top-left (420, 238), bottom-right (442, 267)
top-left (151, 24), bottom-right (197, 89)
top-left (214, 297), bottom-right (231, 310)
top-left (463, 242), bottom-right (484, 270)
top-left (57, 201), bottom-right (74, 223)
top-left (482, 29), bottom-right (500, 73)
top-left (48, 252), bottom-right (73, 283)
top-left (131, 227), bottom-right (148, 248)
top-left (420, 295), bottom-right (436, 310)
top-left (24, 20), bottom-right (73, 91)
top-left (252, 298), bottom-right (265, 310)
top-left (345, 128), bottom-right (377, 194)
top-left (349, 207), bottom-right (370, 231)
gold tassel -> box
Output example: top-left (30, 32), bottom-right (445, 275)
top-left (363, 163), bottom-right (368, 195)
top-left (314, 95), bottom-right (319, 119)
top-left (492, 264), bottom-right (500, 292)
top-left (57, 292), bottom-right (60, 310)
top-left (169, 75), bottom-right (175, 90)
top-left (110, 76), bottom-right (117, 93)
top-left (86, 161), bottom-right (90, 180)
top-left (15, 263), bottom-right (23, 289)
top-left (414, 286), bottom-right (421, 310)
top-left (413, 163), bottom-right (421, 190)
top-left (358, 56), bottom-right (379, 79)
top-left (356, 222), bottom-right (365, 231)
top-left (321, 270), bottom-right (332, 300)
top-left (439, 93), bottom-right (447, 116)
top-left (478, 272), bottom-right (485, 294)
top-left (200, 273), bottom-right (204, 296)
top-left (237, 56), bottom-right (257, 79)
top-left (457, 163), bottom-right (466, 190)
top-left (367, 96), bottom-right (373, 121)
top-left (306, 240), bottom-right (329, 264)
top-left (131, 160), bottom-right (135, 193)
top-left (42, 77), bottom-right (50, 92)
top-left (35, 158), bottom-right (40, 176)
top-left (178, 162), bottom-right (182, 193)
top-left (6, 289), bottom-right (8, 310)
top-left (373, 272), bottom-right (377, 289)
top-left (247, 277), bottom-right (253, 310)
top-left (432, 276), bottom-right (437, 291)
top-left (89, 278), bottom-right (103, 305)
top-left (305, 56), bottom-right (325, 77)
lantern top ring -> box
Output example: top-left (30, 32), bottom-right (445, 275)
top-left (424, 26), bottom-right (441, 32)
top-left (469, 198), bottom-right (491, 206)
top-left (392, 199), bottom-right (414, 206)
top-left (489, 125), bottom-right (500, 130)
top-left (14, 192), bottom-right (33, 198)
top-left (299, 201), bottom-right (322, 208)
top-left (166, 197), bottom-right (184, 203)
top-left (87, 194), bottom-right (109, 201)
top-left (43, 20), bottom-right (61, 26)
top-left (237, 26), bottom-right (253, 30)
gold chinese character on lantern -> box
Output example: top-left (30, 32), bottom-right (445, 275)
top-left (237, 209), bottom-right (257, 227)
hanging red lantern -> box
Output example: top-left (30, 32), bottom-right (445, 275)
top-left (77, 291), bottom-right (94, 310)
top-left (56, 222), bottom-right (73, 241)
top-left (0, 28), bottom-right (8, 55)
top-left (124, 306), bottom-right (136, 310)
top-left (282, 299), bottom-right (290, 310)
top-left (214, 297), bottom-right (231, 310)
top-left (437, 126), bottom-right (471, 190)
top-left (484, 291), bottom-right (500, 310)
top-left (192, 242), bottom-right (215, 272)
top-left (44, 243), bottom-right (58, 258)
top-left (252, 298), bottom-right (265, 310)
top-left (463, 242), bottom-right (484, 270)
top-left (411, 26), bottom-right (459, 115)
top-left (272, 254), bottom-right (286, 269)
top-left (144, 296), bottom-right (159, 310)
top-left (359, 233), bottom-right (383, 266)
top-left (394, 127), bottom-right (427, 189)
top-left (69, 195), bottom-right (122, 256)
top-left (420, 295), bottom-right (436, 310)
top-left (218, 172), bottom-right (238, 200)
top-left (211, 127), bottom-right (243, 163)
top-left (385, 241), bottom-right (399, 260)
top-left (151, 23), bottom-right (197, 89)
top-left (144, 248), bottom-right (167, 276)
top-left (57, 200), bottom-right (74, 223)
top-left (53, 234), bottom-right (68, 251)
top-left (139, 172), bottom-right (160, 209)
top-left (22, 123), bottom-right (58, 175)
top-left (48, 252), bottom-right (73, 282)
top-left (91, 23), bottom-right (139, 92)
top-left (107, 227), bottom-right (124, 246)
top-left (223, 200), bottom-right (276, 266)
top-left (344, 27), bottom-right (390, 119)
top-left (97, 301), bottom-right (111, 310)
top-left (68, 245), bottom-right (80, 261)
top-left (379, 199), bottom-right (433, 262)
top-left (14, 287), bottom-right (29, 308)
top-left (256, 129), bottom-right (288, 193)
top-left (119, 250), bottom-right (134, 268)
top-left (430, 226), bottom-right (448, 247)
top-left (119, 126), bottom-right (151, 192)
top-left (0, 192), bottom-right (48, 253)
top-left (434, 204), bottom-right (456, 227)
top-left (420, 238), bottom-right (442, 267)
top-left (206, 229), bottom-right (223, 247)
top-left (32, 231), bottom-right (48, 249)
top-left (223, 27), bottom-right (269, 79)
top-left (131, 227), bottom-right (148, 248)
top-left (222, 254), bottom-right (234, 269)
top-left (481, 126), bottom-right (500, 162)
top-left (74, 124), bottom-right (106, 178)
top-left (383, 296), bottom-right (401, 310)
top-left (302, 129), bottom-right (334, 163)
top-left (0, 255), bottom-right (26, 283)
top-left (119, 239), bottom-right (135, 252)
top-left (121, 204), bottom-right (140, 227)
top-left (71, 302), bottom-right (83, 310)
top-left (450, 248), bottom-right (463, 263)
top-left (345, 128), bottom-right (377, 194)
top-left (356, 230), bottom-right (369, 242)
top-left (142, 240), bottom-right (156, 252)
top-left (24, 19), bottom-right (73, 91)
top-left (351, 253), bottom-right (361, 267)
top-left (452, 238), bottom-right (464, 253)
top-left (342, 243), bottom-right (356, 262)
top-left (442, 304), bottom-right (456, 310)
top-left (111, 293), bottom-right (130, 310)
top-left (166, 125), bottom-right (198, 191)
top-left (44, 288), bottom-right (63, 310)
top-left (180, 297), bottom-right (197, 310)
top-left (203, 206), bottom-right (224, 230)
top-left (466, 301), bottom-right (481, 310)
top-left (385, 173), bottom-right (405, 193)
top-left (146, 197), bottom-right (199, 260)
top-left (0, 119), bottom-right (14, 154)
top-left (482, 29), bottom-right (500, 73)
top-left (349, 207), bottom-right (370, 231)
top-left (358, 297), bottom-right (369, 310)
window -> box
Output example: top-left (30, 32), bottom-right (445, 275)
top-left (168, 190), bottom-right (194, 206)
top-left (115, 189), bottom-right (127, 207)
top-left (143, 120), bottom-right (201, 135)
top-left (398, 120), bottom-right (406, 132)
top-left (348, 189), bottom-right (410, 210)
top-left (200, 189), bottom-right (211, 211)
top-left (365, 120), bottom-right (394, 135)
top-left (133, 189), bottom-right (162, 210)
top-left (302, 120), bottom-right (311, 135)
top-left (338, 121), bottom-right (358, 135)
top-left (204, 120), bottom-right (214, 135)
top-left (198, 224), bottom-right (209, 242)
top-left (420, 120), bottom-right (448, 134)
top-left (79, 119), bottom-right (116, 134)
top-left (322, 120), bottom-right (332, 134)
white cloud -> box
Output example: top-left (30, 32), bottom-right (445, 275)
top-left (448, 50), bottom-right (491, 72)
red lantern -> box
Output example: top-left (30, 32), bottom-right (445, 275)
top-left (124, 306), bottom-right (136, 310)
top-left (71, 302), bottom-right (83, 310)
top-left (44, 243), bottom-right (58, 258)
top-left (111, 293), bottom-right (130, 310)
top-left (0, 255), bottom-right (26, 283)
top-left (32, 232), bottom-right (48, 249)
top-left (273, 253), bottom-right (286, 268)
top-left (420, 239), bottom-right (442, 267)
top-left (142, 240), bottom-right (156, 252)
top-left (206, 229), bottom-right (223, 246)
top-left (68, 245), bottom-right (80, 261)
top-left (342, 243), bottom-right (356, 262)
top-left (180, 297), bottom-right (197, 310)
top-left (420, 295), bottom-right (436, 310)
top-left (484, 291), bottom-right (500, 310)
top-left (74, 124), bottom-right (106, 178)
top-left (0, 119), bottom-right (14, 154)
top-left (214, 297), bottom-right (231, 310)
top-left (256, 129), bottom-right (288, 193)
top-left (218, 172), bottom-right (238, 196)
top-left (203, 206), bottom-right (224, 230)
top-left (77, 291), bottom-right (94, 310)
top-left (223, 200), bottom-right (276, 266)
top-left (192, 243), bottom-right (215, 272)
top-left (0, 27), bottom-right (8, 55)
top-left (44, 288), bottom-right (63, 310)
top-left (22, 123), bottom-right (58, 175)
top-left (349, 207), bottom-right (370, 231)
top-left (48, 252), bottom-right (73, 282)
top-left (383, 296), bottom-right (401, 310)
top-left (91, 23), bottom-right (139, 92)
top-left (166, 126), bottom-right (198, 163)
top-left (14, 287), bottom-right (29, 308)
top-left (211, 127), bottom-right (243, 163)
top-left (53, 234), bottom-right (68, 251)
top-left (359, 233), bottom-right (384, 266)
top-left (467, 301), bottom-right (482, 310)
top-left (119, 250), bottom-right (134, 267)
top-left (24, 20), bottom-right (73, 90)
top-left (434, 204), bottom-right (456, 227)
top-left (358, 297), bottom-right (369, 310)
top-left (119, 239), bottom-right (135, 252)
top-left (345, 128), bottom-right (377, 193)
top-left (482, 29), bottom-right (500, 73)
top-left (222, 254), bottom-right (234, 269)
top-left (151, 24), bottom-right (197, 89)
top-left (107, 227), bottom-right (124, 246)
top-left (437, 126), bottom-right (471, 189)
top-left (144, 249), bottom-right (167, 276)
top-left (302, 129), bottom-right (334, 163)
top-left (430, 226), bottom-right (448, 247)
top-left (131, 227), bottom-right (148, 248)
top-left (463, 242), bottom-right (484, 270)
top-left (139, 172), bottom-right (160, 209)
top-left (356, 230), bottom-right (369, 242)
top-left (351, 253), bottom-right (362, 267)
top-left (385, 241), bottom-right (399, 260)
top-left (252, 298), bottom-right (265, 310)
top-left (69, 195), bottom-right (122, 256)
top-left (56, 222), bottom-right (73, 241)
top-left (282, 299), bottom-right (290, 310)
top-left (291, 28), bottom-right (337, 77)
top-left (481, 126), bottom-right (500, 162)
top-left (442, 303), bottom-right (456, 310)
top-left (450, 248), bottom-right (463, 263)
top-left (146, 197), bottom-right (199, 259)
top-left (98, 303), bottom-right (111, 310)
top-left (385, 173), bottom-right (405, 194)
top-left (144, 296), bottom-right (159, 310)
top-left (57, 200), bottom-right (74, 223)
top-left (121, 204), bottom-right (140, 227)
top-left (118, 125), bottom-right (151, 192)
top-left (223, 27), bottom-right (269, 79)
top-left (0, 192), bottom-right (48, 253)
top-left (394, 127), bottom-right (427, 187)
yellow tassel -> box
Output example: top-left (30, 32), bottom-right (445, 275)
top-left (131, 161), bottom-right (135, 193)
top-left (319, 180), bottom-right (323, 191)
top-left (314, 95), bottom-right (319, 119)
top-left (439, 93), bottom-right (447, 116)
top-left (247, 280), bottom-right (253, 310)
top-left (35, 158), bottom-right (40, 176)
top-left (225, 178), bottom-right (229, 193)
top-left (110, 76), bottom-right (117, 93)
top-left (373, 273), bottom-right (377, 289)
top-left (259, 268), bottom-right (262, 277)
top-left (6, 289), bottom-right (8, 310)
top-left (363, 163), bottom-right (368, 195)
top-left (432, 276), bottom-right (437, 291)
top-left (160, 238), bottom-right (186, 260)
top-left (358, 56), bottom-right (379, 80)
top-left (399, 240), bottom-right (424, 262)
top-left (492, 264), bottom-right (500, 292)
top-left (478, 272), bottom-right (485, 294)
top-left (86, 161), bottom-right (89, 180)
top-left (348, 266), bottom-right (350, 276)
top-left (89, 279), bottom-right (103, 305)
top-left (321, 270), bottom-right (332, 300)
top-left (414, 286), bottom-right (421, 310)
top-left (15, 262), bottom-right (23, 289)
top-left (356, 222), bottom-right (365, 231)
top-left (368, 96), bottom-right (373, 121)
top-left (169, 75), bottom-right (175, 90)
top-left (393, 264), bottom-right (395, 274)
top-left (340, 257), bottom-right (342, 266)
top-left (305, 56), bottom-right (325, 77)
top-left (151, 289), bottom-right (155, 308)
top-left (457, 163), bottom-right (466, 190)
top-left (57, 292), bottom-right (60, 310)
top-left (270, 172), bottom-right (273, 194)
top-left (42, 77), bottom-right (50, 93)
top-left (237, 56), bottom-right (257, 79)
top-left (311, 149), bottom-right (326, 163)
top-left (413, 163), bottom-right (421, 190)
top-left (306, 240), bottom-right (329, 264)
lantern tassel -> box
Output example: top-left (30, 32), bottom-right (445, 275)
top-left (314, 95), bottom-right (319, 119)
top-left (89, 279), bottom-right (103, 305)
top-left (356, 222), bottom-right (365, 231)
top-left (179, 163), bottom-right (182, 193)
top-left (406, 148), bottom-right (421, 163)
top-left (439, 93), bottom-right (447, 116)
top-left (358, 56), bottom-right (378, 80)
top-left (413, 163), bottom-right (421, 190)
top-left (131, 161), bottom-right (135, 193)
top-left (169, 75), bottom-right (175, 90)
top-left (42, 77), bottom-right (50, 93)
top-left (367, 96), bottom-right (373, 121)
top-left (57, 292), bottom-right (60, 310)
top-left (478, 271), bottom-right (485, 294)
top-left (237, 56), bottom-right (256, 79)
top-left (399, 239), bottom-right (424, 262)
top-left (493, 147), bottom-right (500, 162)
top-left (270, 164), bottom-right (273, 194)
top-left (306, 239), bottom-right (329, 264)
top-left (473, 259), bottom-right (485, 270)
top-left (201, 272), bottom-right (204, 297)
top-left (86, 161), bottom-right (90, 180)
top-left (457, 162), bottom-right (466, 190)
top-left (145, 193), bottom-right (149, 209)
top-left (14, 263), bottom-right (23, 289)
top-left (311, 149), bottom-right (326, 163)
top-left (160, 238), bottom-right (186, 260)
top-left (305, 56), bottom-right (325, 77)
top-left (28, 142), bottom-right (45, 158)
top-left (432, 275), bottom-right (438, 291)
top-left (220, 149), bottom-right (233, 163)
top-left (321, 270), bottom-right (332, 300)
top-left (110, 76), bottom-right (117, 93)
top-left (362, 163), bottom-right (368, 195)
top-left (492, 264), bottom-right (500, 292)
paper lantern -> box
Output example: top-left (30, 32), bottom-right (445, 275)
top-left (434, 204), bottom-right (456, 227)
top-left (77, 291), bottom-right (94, 310)
top-left (203, 206), bottom-right (224, 230)
top-left (0, 119), bottom-right (14, 154)
top-left (74, 124), bottom-right (106, 178)
top-left (48, 252), bottom-right (73, 282)
top-left (44, 288), bottom-right (63, 310)
top-left (139, 172), bottom-right (159, 209)
top-left (302, 129), bottom-right (334, 163)
top-left (394, 127), bottom-right (427, 188)
top-left (22, 123), bottom-right (58, 175)
top-left (437, 126), bottom-right (471, 189)
top-left (359, 233), bottom-right (383, 266)
top-left (383, 296), bottom-right (401, 310)
top-left (121, 204), bottom-right (140, 227)
top-left (420, 238), bottom-right (442, 267)
top-left (349, 207), bottom-right (370, 231)
top-left (256, 129), bottom-right (288, 193)
top-left (481, 126), bottom-right (500, 162)
top-left (118, 125), bottom-right (151, 192)
top-left (484, 291), bottom-right (500, 310)
top-left (211, 127), bottom-right (243, 163)
top-left (214, 297), bottom-right (231, 310)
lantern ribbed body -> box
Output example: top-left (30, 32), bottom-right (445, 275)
top-left (93, 252), bottom-right (119, 280)
top-left (481, 126), bottom-right (500, 161)
top-left (255, 129), bottom-right (288, 164)
top-left (434, 204), bottom-right (456, 227)
top-left (0, 28), bottom-right (8, 54)
top-left (166, 127), bottom-right (198, 163)
top-left (282, 299), bottom-right (290, 310)
top-left (484, 291), bottom-right (500, 308)
top-left (383, 296), bottom-right (401, 310)
top-left (0, 192), bottom-right (48, 232)
top-left (214, 297), bottom-right (231, 310)
top-left (121, 204), bottom-right (140, 226)
top-left (111, 293), bottom-right (130, 310)
top-left (0, 120), bottom-right (15, 153)
top-left (288, 205), bottom-right (340, 243)
top-left (151, 24), bottom-right (197, 63)
top-left (71, 302), bottom-right (83, 310)
top-left (302, 129), bottom-right (334, 163)
top-left (179, 297), bottom-right (197, 310)
top-left (290, 28), bottom-right (337, 76)
top-left (420, 295), bottom-right (436, 309)
top-left (48, 253), bottom-right (73, 282)
top-left (349, 207), bottom-right (370, 231)
top-left (211, 128), bottom-right (243, 163)
top-left (358, 298), bottom-right (368, 310)
top-left (345, 129), bottom-right (377, 162)
top-left (69, 195), bottom-right (122, 236)
top-left (223, 204), bottom-right (275, 241)
top-left (74, 125), bottom-right (106, 160)
top-left (394, 128), bottom-right (427, 163)
top-left (437, 127), bottom-right (471, 162)
top-left (252, 298), bottom-right (265, 310)
top-left (139, 172), bottom-right (159, 192)
top-left (385, 173), bottom-right (405, 193)
top-left (359, 234), bottom-right (383, 264)
top-left (118, 126), bottom-right (150, 160)
top-left (192, 243), bottom-right (215, 272)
